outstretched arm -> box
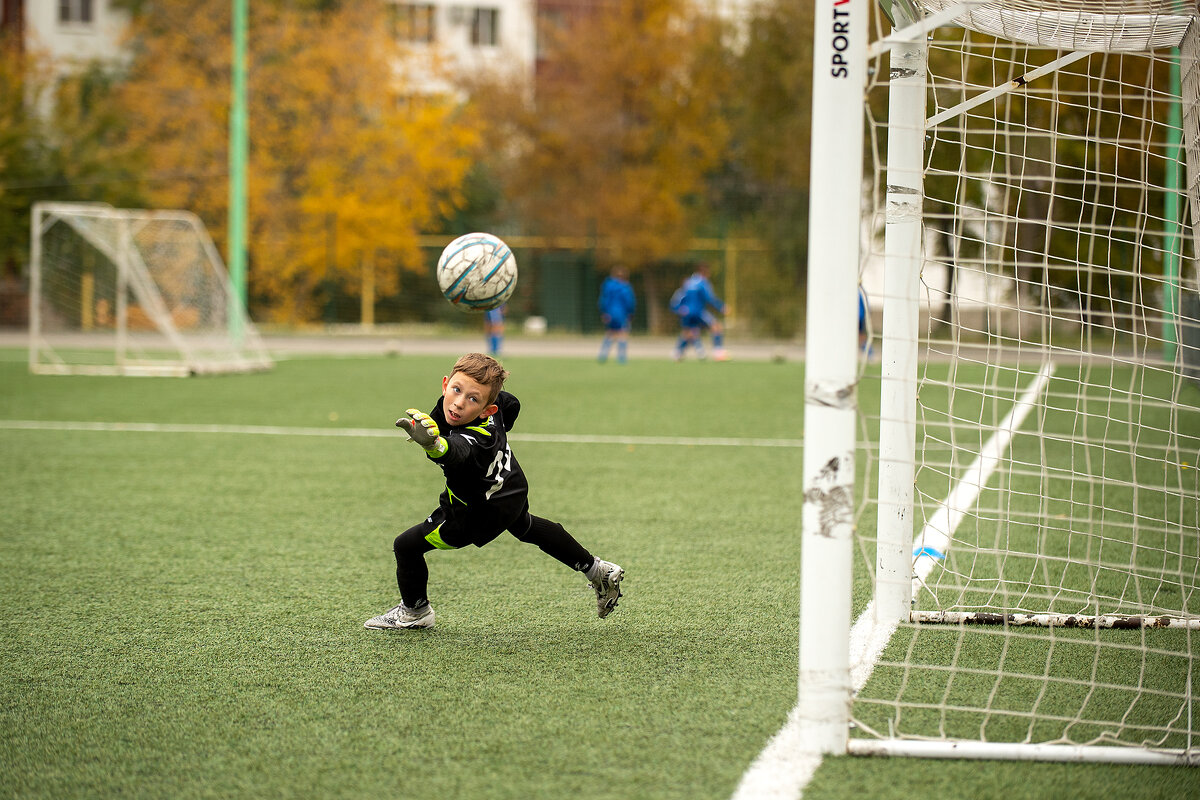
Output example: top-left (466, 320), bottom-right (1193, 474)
top-left (396, 409), bottom-right (449, 458)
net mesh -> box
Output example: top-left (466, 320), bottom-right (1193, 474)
top-left (850, 1), bottom-right (1200, 758)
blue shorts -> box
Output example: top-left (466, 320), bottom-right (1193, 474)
top-left (681, 313), bottom-right (716, 330)
top-left (604, 317), bottom-right (629, 332)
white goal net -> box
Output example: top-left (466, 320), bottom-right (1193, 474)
top-left (30, 203), bottom-right (272, 377)
top-left (800, 0), bottom-right (1200, 767)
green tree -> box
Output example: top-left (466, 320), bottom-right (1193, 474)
top-left (725, 1), bottom-right (814, 249)
top-left (919, 30), bottom-right (1176, 335)
top-left (719, 0), bottom-right (816, 336)
top-left (0, 35), bottom-right (50, 277)
top-left (46, 63), bottom-right (146, 210)
top-left (0, 38), bottom-right (141, 280)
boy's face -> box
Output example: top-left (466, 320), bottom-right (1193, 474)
top-left (441, 372), bottom-right (499, 426)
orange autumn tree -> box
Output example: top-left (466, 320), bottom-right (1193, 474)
top-left (109, 2), bottom-right (232, 243)
top-left (112, 0), bottom-right (479, 323)
top-left (469, 0), bottom-right (731, 264)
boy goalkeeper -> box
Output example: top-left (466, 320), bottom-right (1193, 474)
top-left (365, 352), bottom-right (625, 630)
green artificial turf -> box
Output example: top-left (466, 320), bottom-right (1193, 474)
top-left (0, 355), bottom-right (803, 800)
top-left (2, 352), bottom-right (1197, 799)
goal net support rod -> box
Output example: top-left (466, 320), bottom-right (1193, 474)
top-left (874, 0), bottom-right (927, 627)
top-left (925, 49), bottom-right (1093, 128)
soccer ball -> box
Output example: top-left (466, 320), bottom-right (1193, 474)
top-left (436, 232), bottom-right (518, 312)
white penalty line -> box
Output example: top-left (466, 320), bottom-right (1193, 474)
top-left (731, 362), bottom-right (1055, 800)
top-left (0, 419), bottom-right (804, 449)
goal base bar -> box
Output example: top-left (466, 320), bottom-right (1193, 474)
top-left (847, 738), bottom-right (1196, 766)
top-left (912, 610), bottom-right (1200, 630)
top-left (29, 358), bottom-right (273, 378)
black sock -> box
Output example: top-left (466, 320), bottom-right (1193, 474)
top-left (513, 514), bottom-right (594, 572)
top-left (394, 526), bottom-right (435, 608)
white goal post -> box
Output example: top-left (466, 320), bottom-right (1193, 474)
top-left (800, 0), bottom-right (1200, 767)
top-left (29, 203), bottom-right (272, 377)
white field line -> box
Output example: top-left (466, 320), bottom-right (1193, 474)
top-left (911, 362), bottom-right (1055, 592)
top-left (0, 419), bottom-right (804, 449)
top-left (731, 362), bottom-right (1055, 800)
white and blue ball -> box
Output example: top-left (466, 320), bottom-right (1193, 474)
top-left (436, 232), bottom-right (517, 312)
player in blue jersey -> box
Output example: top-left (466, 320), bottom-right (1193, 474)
top-left (483, 305), bottom-right (505, 356)
top-left (597, 266), bottom-right (636, 363)
top-left (365, 353), bottom-right (624, 630)
top-left (670, 263), bottom-right (728, 361)
top-left (858, 286), bottom-right (873, 359)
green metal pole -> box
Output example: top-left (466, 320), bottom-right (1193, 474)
top-left (229, 0), bottom-right (248, 344)
top-left (1164, 49), bottom-right (1182, 364)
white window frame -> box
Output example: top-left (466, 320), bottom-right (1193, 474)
top-left (58, 0), bottom-right (95, 25)
top-left (471, 7), bottom-right (499, 47)
top-left (392, 2), bottom-right (437, 44)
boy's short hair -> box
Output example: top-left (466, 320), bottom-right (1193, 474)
top-left (450, 353), bottom-right (509, 404)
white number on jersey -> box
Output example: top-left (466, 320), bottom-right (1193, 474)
top-left (484, 445), bottom-right (512, 500)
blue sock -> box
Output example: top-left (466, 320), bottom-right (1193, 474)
top-left (617, 341), bottom-right (627, 363)
top-left (489, 335), bottom-right (501, 354)
top-left (713, 332), bottom-right (724, 349)
top-left (598, 338), bottom-right (611, 362)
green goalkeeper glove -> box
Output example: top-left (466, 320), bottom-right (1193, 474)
top-left (396, 409), bottom-right (448, 457)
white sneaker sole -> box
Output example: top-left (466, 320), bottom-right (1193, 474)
top-left (364, 609), bottom-right (435, 630)
top-left (364, 620), bottom-right (434, 630)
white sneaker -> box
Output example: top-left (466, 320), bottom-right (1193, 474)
top-left (364, 602), bottom-right (435, 630)
top-left (586, 559), bottom-right (624, 619)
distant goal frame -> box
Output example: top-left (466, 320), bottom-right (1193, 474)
top-left (29, 202), bottom-right (272, 378)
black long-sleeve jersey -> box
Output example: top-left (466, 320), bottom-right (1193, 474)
top-left (426, 390), bottom-right (530, 531)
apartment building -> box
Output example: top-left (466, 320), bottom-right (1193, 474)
top-left (1, 1), bottom-right (129, 71)
top-left (390, 0), bottom-right (537, 92)
top-left (1, 1), bottom-right (750, 96)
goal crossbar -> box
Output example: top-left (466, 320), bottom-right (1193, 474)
top-left (919, 0), bottom-right (1199, 51)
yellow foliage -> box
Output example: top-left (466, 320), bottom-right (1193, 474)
top-left (111, 0), bottom-right (480, 323)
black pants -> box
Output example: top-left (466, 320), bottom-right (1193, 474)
top-left (393, 508), bottom-right (594, 610)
